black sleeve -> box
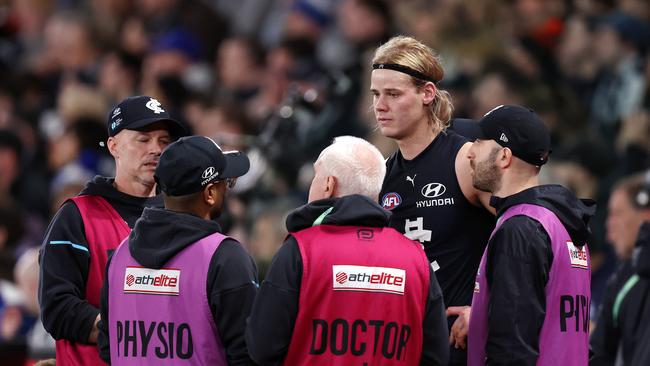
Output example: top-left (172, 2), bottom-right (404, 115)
top-left (38, 201), bottom-right (99, 343)
top-left (485, 216), bottom-right (552, 366)
top-left (245, 236), bottom-right (302, 366)
top-left (207, 238), bottom-right (259, 366)
top-left (421, 266), bottom-right (450, 366)
top-left (589, 262), bottom-right (633, 365)
top-left (97, 253), bottom-right (113, 364)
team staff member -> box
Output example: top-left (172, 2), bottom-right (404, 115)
top-left (246, 136), bottom-right (449, 365)
top-left (371, 36), bottom-right (494, 363)
top-left (466, 105), bottom-right (594, 365)
top-left (39, 96), bottom-right (187, 365)
top-left (98, 135), bottom-right (258, 365)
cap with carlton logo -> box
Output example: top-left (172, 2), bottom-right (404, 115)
top-left (154, 135), bottom-right (250, 196)
top-left (107, 95), bottom-right (188, 138)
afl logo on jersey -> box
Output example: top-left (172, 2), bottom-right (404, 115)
top-left (382, 192), bottom-right (402, 210)
top-left (421, 183), bottom-right (446, 198)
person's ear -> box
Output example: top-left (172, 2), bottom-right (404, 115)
top-left (421, 82), bottom-right (437, 106)
top-left (499, 147), bottom-right (513, 169)
top-left (107, 136), bottom-right (118, 158)
top-left (325, 176), bottom-right (337, 199)
top-left (203, 183), bottom-right (218, 205)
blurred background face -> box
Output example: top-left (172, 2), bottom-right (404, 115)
top-left (593, 27), bottom-right (623, 67)
top-left (217, 39), bottom-right (257, 90)
top-left (43, 15), bottom-right (97, 71)
top-left (606, 188), bottom-right (645, 259)
top-left (0, 147), bottom-right (19, 196)
top-left (338, 0), bottom-right (387, 44)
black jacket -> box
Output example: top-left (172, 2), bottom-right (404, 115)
top-left (486, 185), bottom-right (595, 365)
top-left (97, 207), bottom-right (258, 365)
top-left (38, 176), bottom-right (163, 344)
top-left (245, 194), bottom-right (449, 366)
top-left (590, 222), bottom-right (650, 365)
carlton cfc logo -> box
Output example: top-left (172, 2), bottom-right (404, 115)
top-left (382, 192), bottom-right (402, 210)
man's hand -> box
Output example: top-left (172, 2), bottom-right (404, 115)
top-left (87, 314), bottom-right (101, 344)
top-left (446, 306), bottom-right (471, 349)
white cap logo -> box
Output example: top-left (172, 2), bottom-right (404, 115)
top-left (145, 98), bottom-right (165, 114)
top-left (202, 167), bottom-right (216, 179)
top-left (499, 133), bottom-right (509, 143)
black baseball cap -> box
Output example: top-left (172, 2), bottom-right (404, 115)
top-left (154, 136), bottom-right (250, 196)
top-left (476, 105), bottom-right (551, 166)
top-left (107, 96), bottom-right (187, 138)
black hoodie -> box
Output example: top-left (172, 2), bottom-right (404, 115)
top-left (97, 207), bottom-right (258, 365)
top-left (39, 176), bottom-right (163, 344)
top-left (245, 194), bottom-right (450, 366)
top-left (485, 184), bottom-right (596, 365)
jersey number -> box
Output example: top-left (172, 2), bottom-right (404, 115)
top-left (404, 217), bottom-right (440, 272)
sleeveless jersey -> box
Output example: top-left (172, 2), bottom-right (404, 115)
top-left (55, 195), bottom-right (130, 366)
top-left (380, 131), bottom-right (494, 307)
top-left (108, 232), bottom-right (229, 365)
top-left (468, 204), bottom-right (590, 365)
top-left (283, 224), bottom-right (429, 366)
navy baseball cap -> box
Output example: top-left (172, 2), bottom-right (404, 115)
top-left (154, 136), bottom-right (250, 196)
top-left (476, 105), bottom-right (551, 166)
top-left (108, 96), bottom-right (187, 138)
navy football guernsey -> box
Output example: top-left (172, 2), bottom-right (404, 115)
top-left (380, 131), bottom-right (494, 308)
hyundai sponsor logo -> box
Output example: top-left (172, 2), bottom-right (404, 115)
top-left (421, 183), bottom-right (446, 198)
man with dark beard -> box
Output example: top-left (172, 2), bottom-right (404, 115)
top-left (97, 136), bottom-right (258, 365)
top-left (464, 105), bottom-right (595, 365)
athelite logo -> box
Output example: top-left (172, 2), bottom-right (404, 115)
top-left (145, 98), bottom-right (165, 114)
top-left (332, 265), bottom-right (406, 295)
top-left (567, 242), bottom-right (588, 269)
top-left (124, 267), bottom-right (180, 295)
top-left (381, 192), bottom-right (401, 210)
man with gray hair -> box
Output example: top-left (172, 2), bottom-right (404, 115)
top-left (246, 136), bottom-right (449, 365)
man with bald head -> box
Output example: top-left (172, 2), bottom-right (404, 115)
top-left (246, 136), bottom-right (449, 365)
top-left (39, 96), bottom-right (187, 365)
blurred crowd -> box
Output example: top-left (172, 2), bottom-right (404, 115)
top-left (0, 0), bottom-right (648, 361)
